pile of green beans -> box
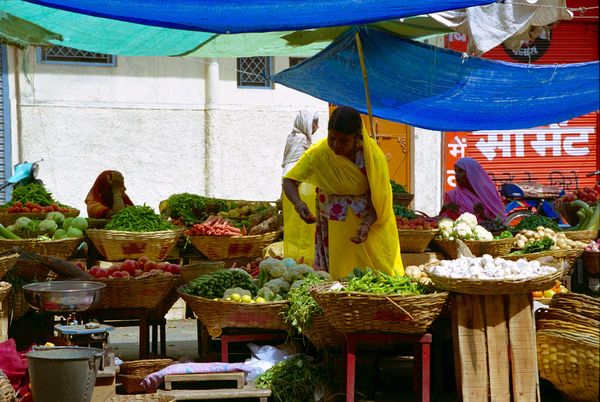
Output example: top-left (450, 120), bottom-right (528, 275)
top-left (8, 184), bottom-right (55, 206)
top-left (105, 205), bottom-right (177, 232)
top-left (345, 268), bottom-right (426, 295)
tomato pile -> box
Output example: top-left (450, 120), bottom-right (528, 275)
top-left (559, 186), bottom-right (600, 205)
top-left (5, 201), bottom-right (75, 214)
top-left (88, 256), bottom-right (181, 279)
top-left (396, 216), bottom-right (438, 230)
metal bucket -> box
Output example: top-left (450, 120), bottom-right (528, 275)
top-left (26, 346), bottom-right (104, 402)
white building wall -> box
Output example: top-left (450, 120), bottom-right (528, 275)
top-left (9, 50), bottom-right (328, 214)
top-left (412, 128), bottom-right (443, 216)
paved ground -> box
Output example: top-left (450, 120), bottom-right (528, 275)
top-left (107, 319), bottom-right (565, 402)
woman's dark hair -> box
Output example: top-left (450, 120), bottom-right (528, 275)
top-left (328, 106), bottom-right (362, 137)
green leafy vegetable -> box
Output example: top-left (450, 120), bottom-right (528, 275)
top-left (8, 184), bottom-right (55, 206)
top-left (283, 274), bottom-right (326, 333)
top-left (390, 180), bottom-right (407, 194)
top-left (514, 215), bottom-right (559, 232)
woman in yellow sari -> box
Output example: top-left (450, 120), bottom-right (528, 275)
top-left (282, 106), bottom-right (403, 279)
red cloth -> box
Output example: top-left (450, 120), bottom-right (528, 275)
top-left (0, 339), bottom-right (31, 399)
top-left (85, 170), bottom-right (133, 218)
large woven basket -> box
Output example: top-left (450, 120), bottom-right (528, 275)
top-left (536, 307), bottom-right (599, 337)
top-left (562, 229), bottom-right (599, 243)
top-left (310, 284), bottom-right (448, 335)
top-left (117, 358), bottom-right (173, 394)
top-left (537, 329), bottom-right (599, 402)
top-left (302, 313), bottom-right (343, 350)
top-left (0, 282), bottom-right (11, 304)
top-left (0, 237), bottom-right (83, 259)
top-left (397, 229), bottom-right (438, 253)
top-left (549, 292), bottom-right (599, 321)
top-left (86, 229), bottom-right (183, 261)
top-left (0, 369), bottom-right (15, 402)
top-left (392, 193), bottom-right (414, 207)
top-left (188, 231), bottom-right (278, 261)
top-left (178, 287), bottom-right (289, 337)
top-left (0, 254), bottom-right (19, 280)
top-left (91, 275), bottom-right (177, 310)
top-left (431, 237), bottom-right (514, 259)
top-left (0, 210), bottom-right (79, 226)
top-left (426, 267), bottom-right (564, 296)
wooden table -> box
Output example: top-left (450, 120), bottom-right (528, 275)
top-left (452, 294), bottom-right (540, 402)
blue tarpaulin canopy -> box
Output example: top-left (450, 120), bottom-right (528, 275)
top-left (273, 28), bottom-right (599, 131)
top-left (23, 0), bottom-right (495, 33)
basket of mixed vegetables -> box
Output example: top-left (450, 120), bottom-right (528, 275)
top-left (395, 207), bottom-right (439, 253)
top-left (178, 257), bottom-right (330, 337)
top-left (180, 198), bottom-right (281, 260)
top-left (0, 184), bottom-right (79, 226)
top-left (310, 268), bottom-right (448, 335)
top-left (0, 211), bottom-right (86, 259)
top-left (86, 206), bottom-right (183, 261)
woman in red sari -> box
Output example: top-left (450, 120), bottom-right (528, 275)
top-left (85, 170), bottom-right (133, 218)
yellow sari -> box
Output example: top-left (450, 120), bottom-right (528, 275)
top-left (284, 128), bottom-right (403, 279)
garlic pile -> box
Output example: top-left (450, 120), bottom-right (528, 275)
top-left (428, 254), bottom-right (557, 280)
top-left (513, 227), bottom-right (587, 250)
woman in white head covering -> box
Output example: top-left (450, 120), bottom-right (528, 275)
top-left (282, 110), bottom-right (319, 175)
top-left (282, 110), bottom-right (319, 265)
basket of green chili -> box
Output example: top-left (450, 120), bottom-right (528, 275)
top-left (310, 269), bottom-right (448, 335)
top-left (86, 206), bottom-right (183, 261)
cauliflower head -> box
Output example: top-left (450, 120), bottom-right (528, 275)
top-left (456, 212), bottom-right (478, 228)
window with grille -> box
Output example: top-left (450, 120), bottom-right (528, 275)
top-left (38, 46), bottom-right (116, 66)
top-left (237, 57), bottom-right (273, 88)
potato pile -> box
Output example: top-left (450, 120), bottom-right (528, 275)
top-left (513, 227), bottom-right (586, 251)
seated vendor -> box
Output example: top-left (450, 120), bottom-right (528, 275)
top-left (439, 157), bottom-right (505, 223)
top-left (85, 170), bottom-right (133, 219)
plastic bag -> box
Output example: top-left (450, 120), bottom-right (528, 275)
top-left (244, 343), bottom-right (291, 381)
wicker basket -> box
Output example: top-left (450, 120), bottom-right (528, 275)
top-left (392, 193), bottom-right (414, 207)
top-left (0, 369), bottom-right (15, 402)
top-left (397, 229), bottom-right (438, 253)
top-left (180, 261), bottom-right (225, 284)
top-left (503, 248), bottom-right (583, 273)
top-left (302, 313), bottom-right (343, 350)
top-left (0, 210), bottom-right (80, 226)
top-left (537, 329), bottom-right (599, 402)
top-left (431, 238), bottom-right (514, 259)
top-left (178, 287), bottom-right (289, 337)
top-left (426, 267), bottom-right (564, 296)
top-left (0, 254), bottom-right (19, 281)
top-left (549, 292), bottom-right (600, 321)
top-left (86, 229), bottom-right (183, 261)
top-left (310, 284), bottom-right (448, 335)
top-left (536, 308), bottom-right (599, 337)
top-left (117, 358), bottom-right (173, 394)
top-left (92, 275), bottom-right (177, 310)
top-left (0, 237), bottom-right (83, 259)
top-left (108, 395), bottom-right (176, 402)
top-left (188, 232), bottom-right (278, 261)
top-left (563, 229), bottom-right (599, 243)
top-left (582, 251), bottom-right (600, 275)
top-left (0, 282), bottom-right (11, 304)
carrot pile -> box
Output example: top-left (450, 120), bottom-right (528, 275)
top-left (185, 215), bottom-right (242, 236)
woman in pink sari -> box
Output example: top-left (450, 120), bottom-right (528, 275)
top-left (440, 157), bottom-right (505, 222)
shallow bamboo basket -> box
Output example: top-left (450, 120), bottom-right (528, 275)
top-left (562, 229), bottom-right (599, 243)
top-left (0, 282), bottom-right (11, 304)
top-left (503, 248), bottom-right (583, 273)
top-left (310, 284), bottom-right (448, 335)
top-left (0, 210), bottom-right (79, 226)
top-left (535, 307), bottom-right (599, 337)
top-left (178, 287), bottom-right (289, 337)
top-left (0, 370), bottom-right (15, 402)
top-left (426, 267), bottom-right (564, 295)
top-left (549, 292), bottom-right (600, 321)
top-left (537, 329), bottom-right (599, 402)
top-left (92, 275), bottom-right (177, 310)
top-left (0, 237), bottom-right (83, 259)
top-left (86, 229), bottom-right (183, 261)
top-left (188, 231), bottom-right (278, 261)
top-left (0, 253), bottom-right (19, 280)
top-left (117, 358), bottom-right (173, 394)
top-left (397, 229), bottom-right (438, 253)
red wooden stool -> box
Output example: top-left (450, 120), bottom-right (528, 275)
top-left (344, 332), bottom-right (432, 402)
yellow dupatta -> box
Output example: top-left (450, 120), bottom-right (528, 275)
top-left (284, 127), bottom-right (403, 279)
